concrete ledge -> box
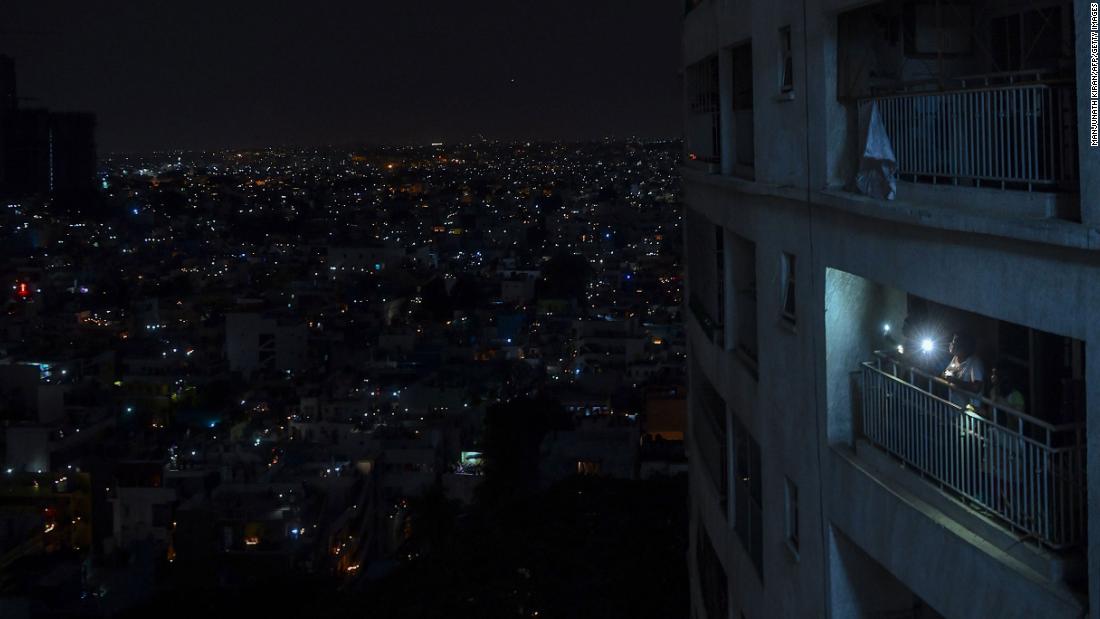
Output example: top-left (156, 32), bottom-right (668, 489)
top-left (816, 188), bottom-right (1098, 251)
top-left (853, 438), bottom-right (1083, 583)
top-left (828, 445), bottom-right (1086, 618)
top-left (681, 167), bottom-right (1100, 251)
top-left (898, 180), bottom-right (1074, 221)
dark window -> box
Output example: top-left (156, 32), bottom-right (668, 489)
top-left (686, 56), bottom-right (721, 167)
top-left (731, 43), bottom-right (755, 169)
top-left (991, 14), bottom-right (1022, 71)
top-left (694, 368), bottom-right (728, 512)
top-left (716, 226), bottom-right (726, 340)
top-left (779, 27), bottom-right (794, 93)
top-left (697, 527), bottom-right (729, 619)
top-left (902, 0), bottom-right (974, 58)
top-left (781, 252), bottom-right (797, 323)
top-left (785, 476), bottom-right (799, 553)
top-left (733, 414), bottom-right (763, 579)
top-left (729, 233), bottom-right (758, 373)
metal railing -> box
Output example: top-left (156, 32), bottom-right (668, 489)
top-left (859, 352), bottom-right (1086, 549)
top-left (860, 81), bottom-right (1076, 191)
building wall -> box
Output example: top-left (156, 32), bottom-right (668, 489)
top-left (682, 1), bottom-right (1099, 618)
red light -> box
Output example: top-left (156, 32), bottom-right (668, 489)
top-left (16, 282), bottom-right (30, 299)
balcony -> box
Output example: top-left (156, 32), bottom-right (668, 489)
top-left (858, 350), bottom-right (1085, 550)
top-left (837, 0), bottom-right (1079, 219)
top-left (685, 55), bottom-right (720, 173)
top-left (860, 74), bottom-right (1077, 192)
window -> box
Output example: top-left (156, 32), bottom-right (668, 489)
top-left (684, 208), bottom-right (724, 344)
top-left (902, 0), bottom-right (974, 58)
top-left (781, 252), bottom-right (796, 324)
top-left (693, 367), bottom-right (729, 512)
top-left (715, 225), bottom-right (725, 342)
top-left (730, 43), bottom-right (754, 171)
top-left (779, 26), bottom-right (794, 93)
top-left (732, 414), bottom-right (763, 579)
top-left (729, 232), bottom-right (758, 373)
top-left (686, 56), bottom-right (721, 167)
top-left (697, 526), bottom-right (729, 619)
top-left (784, 476), bottom-right (799, 555)
top-left (577, 460), bottom-right (601, 475)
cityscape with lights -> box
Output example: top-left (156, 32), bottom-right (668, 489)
top-left (4, 1), bottom-right (1100, 618)
top-left (0, 47), bottom-right (689, 616)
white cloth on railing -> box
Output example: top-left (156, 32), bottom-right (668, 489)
top-left (855, 100), bottom-right (898, 200)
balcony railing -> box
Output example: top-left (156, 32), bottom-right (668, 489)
top-left (859, 80), bottom-right (1076, 191)
top-left (858, 352), bottom-right (1086, 549)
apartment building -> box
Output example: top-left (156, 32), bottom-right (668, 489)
top-left (682, 1), bottom-right (1099, 617)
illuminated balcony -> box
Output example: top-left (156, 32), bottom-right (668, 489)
top-left (858, 350), bottom-right (1086, 549)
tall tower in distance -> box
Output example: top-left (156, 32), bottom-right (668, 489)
top-left (681, 1), bottom-right (1097, 618)
top-left (0, 55), bottom-right (16, 193)
top-left (0, 54), bottom-right (97, 203)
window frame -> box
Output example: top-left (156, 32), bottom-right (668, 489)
top-left (780, 251), bottom-right (797, 325)
top-left (778, 26), bottom-right (794, 94)
top-left (784, 475), bottom-right (800, 558)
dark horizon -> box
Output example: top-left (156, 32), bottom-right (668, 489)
top-left (2, 1), bottom-right (682, 153)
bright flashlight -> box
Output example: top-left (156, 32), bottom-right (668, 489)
top-left (920, 338), bottom-right (934, 353)
top-left (883, 323), bottom-right (891, 334)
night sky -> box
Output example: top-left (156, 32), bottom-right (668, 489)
top-left (2, 1), bottom-right (682, 153)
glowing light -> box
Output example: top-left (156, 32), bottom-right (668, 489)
top-left (920, 338), bottom-right (934, 353)
top-left (882, 323), bottom-right (891, 334)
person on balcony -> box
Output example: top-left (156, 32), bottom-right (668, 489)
top-left (989, 362), bottom-right (1025, 416)
top-left (942, 332), bottom-right (984, 411)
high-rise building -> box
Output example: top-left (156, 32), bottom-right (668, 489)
top-left (682, 1), bottom-right (1097, 618)
top-left (0, 55), bottom-right (16, 193)
top-left (5, 108), bottom-right (51, 198)
top-left (0, 56), bottom-right (97, 201)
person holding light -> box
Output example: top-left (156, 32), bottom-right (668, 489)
top-left (943, 332), bottom-right (985, 410)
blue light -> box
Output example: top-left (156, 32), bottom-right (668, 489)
top-left (131, 208), bottom-right (139, 215)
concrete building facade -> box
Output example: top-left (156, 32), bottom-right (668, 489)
top-left (682, 1), bottom-right (1099, 617)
